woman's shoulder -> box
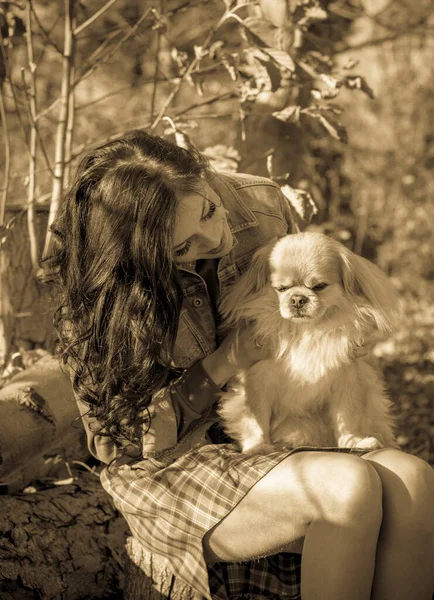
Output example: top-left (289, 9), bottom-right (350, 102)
top-left (218, 171), bottom-right (281, 191)
top-left (216, 172), bottom-right (287, 216)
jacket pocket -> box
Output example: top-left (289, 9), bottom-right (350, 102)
top-left (172, 308), bottom-right (207, 368)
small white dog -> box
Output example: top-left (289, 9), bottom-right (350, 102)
top-left (218, 232), bottom-right (400, 454)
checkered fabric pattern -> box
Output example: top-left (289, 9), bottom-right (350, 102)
top-left (101, 444), bottom-right (368, 599)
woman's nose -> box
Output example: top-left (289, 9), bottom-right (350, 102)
top-left (199, 228), bottom-right (221, 251)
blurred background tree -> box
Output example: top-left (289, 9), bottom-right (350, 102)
top-left (0, 0), bottom-right (433, 464)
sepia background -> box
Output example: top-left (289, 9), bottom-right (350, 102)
top-left (0, 0), bottom-right (433, 597)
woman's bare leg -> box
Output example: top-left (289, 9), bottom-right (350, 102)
top-left (203, 451), bottom-right (383, 600)
top-left (362, 448), bottom-right (434, 600)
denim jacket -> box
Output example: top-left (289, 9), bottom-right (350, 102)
top-left (78, 172), bottom-right (296, 465)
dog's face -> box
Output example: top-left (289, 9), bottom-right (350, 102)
top-left (220, 231), bottom-right (399, 334)
top-left (269, 234), bottom-right (350, 323)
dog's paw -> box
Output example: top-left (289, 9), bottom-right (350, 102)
top-left (240, 442), bottom-right (276, 455)
top-left (353, 437), bottom-right (384, 450)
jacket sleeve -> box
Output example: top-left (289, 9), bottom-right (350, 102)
top-left (76, 359), bottom-right (221, 464)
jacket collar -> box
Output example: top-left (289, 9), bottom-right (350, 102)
top-left (210, 172), bottom-right (259, 233)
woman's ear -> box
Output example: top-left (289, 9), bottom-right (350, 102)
top-left (339, 247), bottom-right (401, 333)
top-left (219, 239), bottom-right (274, 323)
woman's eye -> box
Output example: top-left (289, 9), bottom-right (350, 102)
top-left (175, 240), bottom-right (191, 257)
top-left (201, 202), bottom-right (216, 222)
top-left (312, 283), bottom-right (328, 291)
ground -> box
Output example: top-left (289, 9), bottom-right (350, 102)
top-left (375, 280), bottom-right (434, 468)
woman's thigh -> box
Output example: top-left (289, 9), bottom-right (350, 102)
top-left (203, 449), bottom-right (381, 563)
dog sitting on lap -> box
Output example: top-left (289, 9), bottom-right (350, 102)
top-left (218, 232), bottom-right (400, 455)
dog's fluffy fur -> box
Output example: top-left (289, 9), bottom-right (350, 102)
top-left (218, 232), bottom-right (400, 454)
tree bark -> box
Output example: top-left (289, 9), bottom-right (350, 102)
top-left (0, 209), bottom-right (55, 368)
top-left (124, 536), bottom-right (203, 600)
top-left (0, 473), bottom-right (128, 600)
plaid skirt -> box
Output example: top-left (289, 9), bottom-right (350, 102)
top-left (101, 443), bottom-right (368, 600)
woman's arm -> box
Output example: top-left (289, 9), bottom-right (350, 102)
top-left (201, 323), bottom-right (266, 387)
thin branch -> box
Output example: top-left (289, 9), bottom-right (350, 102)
top-left (150, 8), bottom-right (162, 121)
top-left (75, 62), bottom-right (226, 111)
top-left (73, 0), bottom-right (120, 36)
top-left (0, 30), bottom-right (11, 226)
top-left (24, 4), bottom-right (39, 272)
top-left (64, 11), bottom-right (77, 187)
top-left (20, 60), bottom-right (54, 177)
top-left (174, 90), bottom-right (237, 118)
top-left (30, 3), bottom-right (63, 56)
top-left (0, 86), bottom-right (10, 227)
top-left (79, 27), bottom-right (121, 68)
top-left (73, 7), bottom-right (153, 89)
top-left (335, 24), bottom-right (434, 54)
top-left (150, 9), bottom-right (230, 130)
top-left (43, 0), bottom-right (76, 259)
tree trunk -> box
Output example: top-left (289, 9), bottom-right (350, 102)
top-left (124, 536), bottom-right (203, 600)
top-left (0, 208), bottom-right (55, 368)
top-left (0, 473), bottom-right (128, 600)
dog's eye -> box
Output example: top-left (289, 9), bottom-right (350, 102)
top-left (312, 283), bottom-right (328, 291)
top-left (274, 285), bottom-right (290, 293)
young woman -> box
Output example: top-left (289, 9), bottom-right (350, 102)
top-left (43, 129), bottom-right (434, 600)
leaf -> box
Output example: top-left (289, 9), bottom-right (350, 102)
top-left (343, 58), bottom-right (359, 70)
top-left (243, 16), bottom-right (279, 48)
top-left (186, 72), bottom-right (204, 96)
top-left (265, 47), bottom-right (295, 73)
top-left (240, 17), bottom-right (295, 73)
top-left (247, 48), bottom-right (282, 90)
top-left (311, 88), bottom-right (340, 100)
top-left (294, 0), bottom-right (328, 26)
top-left (202, 145), bottom-right (240, 173)
top-left (272, 105), bottom-right (300, 123)
top-left (209, 40), bottom-right (225, 60)
top-left (175, 131), bottom-right (193, 150)
top-left (194, 45), bottom-right (208, 60)
top-left (343, 75), bottom-right (375, 99)
top-left (280, 185), bottom-right (318, 228)
top-left (221, 53), bottom-right (239, 81)
top-left (320, 73), bottom-right (338, 88)
top-left (316, 113), bottom-right (348, 143)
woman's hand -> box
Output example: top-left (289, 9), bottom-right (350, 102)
top-left (201, 323), bottom-right (268, 388)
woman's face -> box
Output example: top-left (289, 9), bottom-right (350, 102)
top-left (173, 179), bottom-right (233, 263)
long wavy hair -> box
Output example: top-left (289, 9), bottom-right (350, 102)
top-left (42, 130), bottom-right (209, 448)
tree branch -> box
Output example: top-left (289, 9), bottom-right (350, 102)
top-left (0, 85), bottom-right (10, 228)
top-left (73, 7), bottom-right (153, 90)
top-left (24, 3), bottom-right (39, 273)
top-left (64, 11), bottom-right (77, 188)
top-left (43, 0), bottom-right (76, 259)
top-left (335, 24), bottom-right (434, 54)
top-left (30, 2), bottom-right (63, 56)
top-left (150, 7), bottom-right (162, 121)
top-left (150, 8), bottom-right (229, 130)
top-left (0, 30), bottom-right (11, 227)
top-left (73, 0), bottom-right (120, 36)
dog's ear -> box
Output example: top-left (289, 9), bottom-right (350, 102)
top-left (339, 246), bottom-right (401, 333)
top-left (219, 239), bottom-right (274, 323)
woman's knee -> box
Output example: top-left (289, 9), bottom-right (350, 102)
top-left (366, 449), bottom-right (434, 534)
top-left (284, 451), bottom-right (383, 529)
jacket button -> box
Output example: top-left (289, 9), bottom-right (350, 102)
top-left (193, 297), bottom-right (203, 307)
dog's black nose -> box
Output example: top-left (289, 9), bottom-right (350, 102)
top-left (290, 294), bottom-right (309, 308)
